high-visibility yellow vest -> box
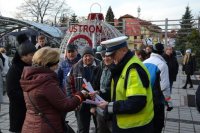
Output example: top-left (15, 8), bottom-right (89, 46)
top-left (111, 56), bottom-right (154, 129)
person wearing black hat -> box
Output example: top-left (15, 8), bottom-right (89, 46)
top-left (57, 44), bottom-right (81, 93)
top-left (98, 36), bottom-right (154, 133)
top-left (6, 34), bottom-right (36, 133)
top-left (144, 43), bottom-right (172, 133)
top-left (66, 46), bottom-right (102, 133)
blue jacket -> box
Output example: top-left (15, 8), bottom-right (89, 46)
top-left (57, 55), bottom-right (81, 90)
top-left (143, 53), bottom-right (171, 99)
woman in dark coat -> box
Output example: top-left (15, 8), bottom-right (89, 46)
top-left (20, 47), bottom-right (87, 133)
top-left (6, 40), bottom-right (36, 132)
top-left (182, 49), bottom-right (196, 89)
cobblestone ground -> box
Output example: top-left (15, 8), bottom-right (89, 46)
top-left (1, 67), bottom-right (200, 133)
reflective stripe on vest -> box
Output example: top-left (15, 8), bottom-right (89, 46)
top-left (111, 56), bottom-right (154, 129)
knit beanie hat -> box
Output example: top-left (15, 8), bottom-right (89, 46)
top-left (81, 46), bottom-right (94, 57)
top-left (16, 33), bottom-right (29, 44)
top-left (17, 40), bottom-right (37, 56)
top-left (186, 49), bottom-right (191, 53)
top-left (66, 44), bottom-right (77, 51)
top-left (152, 43), bottom-right (164, 55)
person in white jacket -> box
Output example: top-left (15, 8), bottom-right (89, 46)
top-left (143, 43), bottom-right (172, 133)
top-left (0, 48), bottom-right (10, 94)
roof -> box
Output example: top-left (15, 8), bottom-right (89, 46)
top-left (0, 16), bottom-right (63, 44)
top-left (117, 15), bottom-right (162, 35)
top-left (23, 20), bottom-right (63, 38)
top-left (119, 14), bottom-right (135, 19)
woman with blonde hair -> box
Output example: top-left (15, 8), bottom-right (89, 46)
top-left (182, 49), bottom-right (196, 89)
top-left (20, 47), bottom-right (88, 133)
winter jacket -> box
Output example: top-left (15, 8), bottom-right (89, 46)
top-left (144, 53), bottom-right (171, 99)
top-left (99, 63), bottom-right (112, 101)
top-left (57, 54), bottom-right (81, 90)
top-left (162, 53), bottom-right (179, 82)
top-left (107, 51), bottom-right (153, 133)
top-left (20, 66), bottom-right (85, 133)
top-left (183, 54), bottom-right (196, 75)
top-left (144, 58), bottom-right (164, 106)
top-left (66, 58), bottom-right (101, 96)
top-left (6, 53), bottom-right (28, 132)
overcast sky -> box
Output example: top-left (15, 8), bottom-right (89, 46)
top-left (0, 0), bottom-right (199, 20)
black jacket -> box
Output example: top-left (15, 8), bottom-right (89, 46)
top-left (6, 53), bottom-right (29, 132)
top-left (183, 54), bottom-right (196, 75)
top-left (162, 53), bottom-right (179, 82)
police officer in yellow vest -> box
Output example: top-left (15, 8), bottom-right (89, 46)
top-left (98, 36), bottom-right (154, 133)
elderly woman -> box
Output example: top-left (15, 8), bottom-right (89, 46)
top-left (20, 47), bottom-right (88, 133)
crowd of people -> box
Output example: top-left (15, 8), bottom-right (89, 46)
top-left (0, 33), bottom-right (197, 133)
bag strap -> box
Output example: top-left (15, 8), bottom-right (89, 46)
top-left (27, 93), bottom-right (59, 133)
top-left (124, 63), bottom-right (149, 90)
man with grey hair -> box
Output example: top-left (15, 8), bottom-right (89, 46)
top-left (162, 46), bottom-right (179, 93)
top-left (66, 46), bottom-right (102, 133)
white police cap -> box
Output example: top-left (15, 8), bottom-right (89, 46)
top-left (101, 36), bottom-right (128, 56)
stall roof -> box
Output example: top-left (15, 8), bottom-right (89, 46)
top-left (0, 16), bottom-right (63, 44)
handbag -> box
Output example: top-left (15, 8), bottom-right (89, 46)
top-left (28, 93), bottom-right (74, 133)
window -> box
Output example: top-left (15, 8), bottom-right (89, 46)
top-left (134, 36), bottom-right (137, 39)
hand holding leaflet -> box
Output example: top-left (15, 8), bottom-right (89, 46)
top-left (82, 78), bottom-right (107, 114)
top-left (83, 78), bottom-right (105, 102)
top-left (83, 99), bottom-right (100, 105)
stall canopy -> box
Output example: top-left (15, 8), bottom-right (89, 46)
top-left (0, 16), bottom-right (63, 44)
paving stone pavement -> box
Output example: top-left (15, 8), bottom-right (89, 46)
top-left (1, 67), bottom-right (200, 133)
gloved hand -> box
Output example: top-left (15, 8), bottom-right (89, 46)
top-left (165, 97), bottom-right (173, 111)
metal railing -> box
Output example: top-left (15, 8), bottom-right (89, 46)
top-left (105, 18), bottom-right (200, 45)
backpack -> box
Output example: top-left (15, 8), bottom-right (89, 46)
top-left (195, 84), bottom-right (200, 113)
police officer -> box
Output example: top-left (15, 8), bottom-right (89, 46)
top-left (98, 36), bottom-right (154, 133)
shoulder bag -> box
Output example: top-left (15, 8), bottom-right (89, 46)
top-left (27, 93), bottom-right (75, 133)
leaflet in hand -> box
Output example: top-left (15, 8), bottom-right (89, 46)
top-left (83, 78), bottom-right (105, 102)
top-left (83, 99), bottom-right (100, 105)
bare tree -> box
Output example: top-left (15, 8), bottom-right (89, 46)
top-left (16, 0), bottom-right (73, 25)
top-left (53, 1), bottom-right (73, 26)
